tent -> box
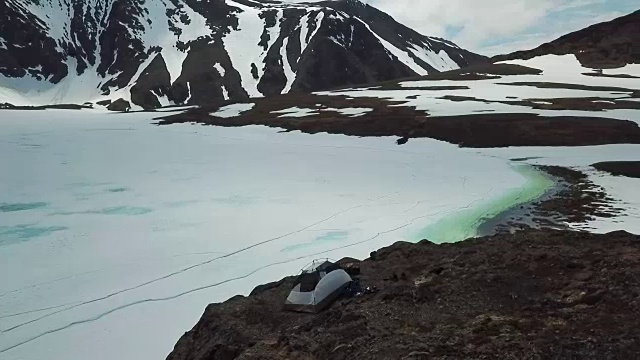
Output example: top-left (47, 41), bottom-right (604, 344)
top-left (283, 259), bottom-right (353, 313)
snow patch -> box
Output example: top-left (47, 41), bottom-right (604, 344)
top-left (272, 106), bottom-right (373, 118)
top-left (153, 91), bottom-right (173, 108)
top-left (408, 46), bottom-right (459, 72)
top-left (272, 106), bottom-right (319, 117)
top-left (310, 11), bottom-right (325, 43)
top-left (355, 19), bottom-right (429, 76)
top-left (323, 107), bottom-right (373, 117)
top-left (141, 0), bottom-right (210, 84)
top-left (223, 3), bottom-right (282, 97)
top-left (214, 63), bottom-right (225, 77)
top-left (280, 38), bottom-right (296, 93)
top-left (211, 103), bottom-right (255, 118)
top-left (185, 82), bottom-right (192, 104)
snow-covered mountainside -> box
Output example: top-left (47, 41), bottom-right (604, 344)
top-left (0, 0), bottom-right (486, 110)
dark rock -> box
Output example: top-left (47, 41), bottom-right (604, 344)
top-left (249, 278), bottom-right (289, 297)
top-left (592, 162), bottom-right (640, 179)
top-left (130, 53), bottom-right (172, 110)
top-left (107, 98), bottom-right (131, 112)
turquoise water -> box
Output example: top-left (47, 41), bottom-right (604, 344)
top-left (281, 231), bottom-right (350, 252)
top-left (415, 165), bottom-right (555, 244)
top-left (106, 187), bottom-right (129, 193)
top-left (53, 206), bottom-right (153, 216)
top-left (0, 202), bottom-right (48, 212)
top-left (0, 224), bottom-right (68, 246)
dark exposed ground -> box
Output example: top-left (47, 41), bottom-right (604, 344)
top-left (593, 161), bottom-right (640, 178)
top-left (583, 72), bottom-right (640, 79)
top-left (166, 229), bottom-right (640, 360)
top-left (0, 103), bottom-right (91, 110)
top-left (158, 61), bottom-right (640, 148)
top-left (497, 82), bottom-right (640, 98)
top-left (159, 97), bottom-right (640, 148)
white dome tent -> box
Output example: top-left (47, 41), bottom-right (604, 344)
top-left (283, 259), bottom-right (353, 313)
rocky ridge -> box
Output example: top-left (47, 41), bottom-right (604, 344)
top-left (493, 10), bottom-right (640, 68)
top-left (0, 0), bottom-right (486, 110)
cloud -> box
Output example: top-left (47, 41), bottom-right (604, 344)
top-left (368, 0), bottom-right (634, 54)
top-left (284, 0), bottom-right (636, 55)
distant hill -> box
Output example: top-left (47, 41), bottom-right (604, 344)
top-left (493, 10), bottom-right (640, 69)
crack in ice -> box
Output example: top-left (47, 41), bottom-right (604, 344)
top-left (1, 196), bottom-right (398, 332)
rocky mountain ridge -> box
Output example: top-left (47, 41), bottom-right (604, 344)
top-left (0, 0), bottom-right (487, 110)
top-left (494, 10), bottom-right (640, 69)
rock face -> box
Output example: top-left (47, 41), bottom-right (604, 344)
top-left (494, 10), bottom-right (640, 69)
top-left (592, 161), bottom-right (640, 178)
top-left (0, 0), bottom-right (487, 109)
top-left (166, 230), bottom-right (640, 360)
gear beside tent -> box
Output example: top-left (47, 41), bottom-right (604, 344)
top-left (283, 259), bottom-right (353, 313)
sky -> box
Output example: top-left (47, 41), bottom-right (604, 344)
top-left (295, 0), bottom-right (638, 56)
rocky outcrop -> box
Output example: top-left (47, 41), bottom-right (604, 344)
top-left (166, 229), bottom-right (640, 359)
top-left (494, 10), bottom-right (640, 69)
top-left (592, 161), bottom-right (640, 178)
top-left (130, 53), bottom-right (172, 110)
top-left (107, 98), bottom-right (131, 112)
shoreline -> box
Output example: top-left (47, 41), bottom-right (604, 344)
top-left (416, 164), bottom-right (556, 243)
top-left (476, 164), bottom-right (567, 237)
top-left (478, 164), bottom-right (623, 237)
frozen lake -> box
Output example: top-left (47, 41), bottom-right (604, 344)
top-left (0, 109), bottom-right (637, 360)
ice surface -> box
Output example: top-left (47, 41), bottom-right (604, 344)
top-left (0, 109), bottom-right (562, 360)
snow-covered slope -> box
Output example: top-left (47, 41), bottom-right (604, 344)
top-left (0, 0), bottom-right (486, 110)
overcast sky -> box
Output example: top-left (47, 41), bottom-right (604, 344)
top-left (293, 0), bottom-right (638, 55)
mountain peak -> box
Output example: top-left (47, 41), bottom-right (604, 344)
top-left (0, 0), bottom-right (487, 110)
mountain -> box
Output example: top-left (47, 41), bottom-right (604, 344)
top-left (493, 10), bottom-right (640, 69)
top-left (0, 0), bottom-right (487, 110)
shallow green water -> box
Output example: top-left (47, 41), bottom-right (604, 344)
top-left (415, 165), bottom-right (555, 244)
